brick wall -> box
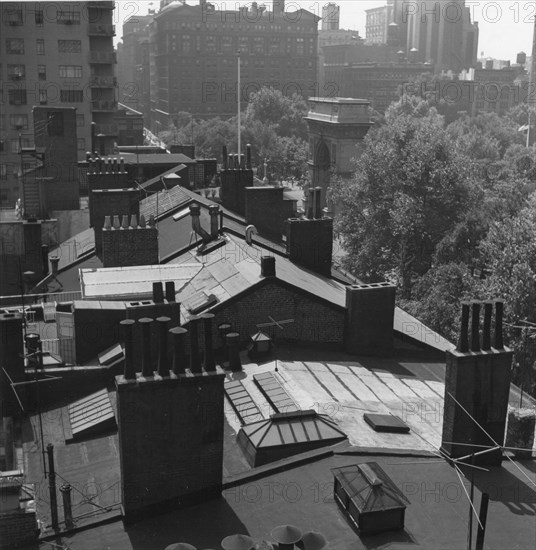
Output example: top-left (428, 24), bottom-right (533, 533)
top-left (0, 510), bottom-right (39, 549)
top-left (285, 217), bottom-right (334, 276)
top-left (116, 369), bottom-right (225, 523)
top-left (101, 215), bottom-right (159, 268)
top-left (245, 187), bottom-right (295, 240)
top-left (0, 313), bottom-right (25, 417)
top-left (90, 189), bottom-right (140, 255)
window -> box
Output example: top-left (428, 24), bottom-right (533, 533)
top-left (58, 40), bottom-right (81, 53)
top-left (60, 90), bottom-right (83, 102)
top-left (0, 115), bottom-right (4, 130)
top-left (77, 138), bottom-right (85, 150)
top-left (6, 38), bottom-right (24, 54)
top-left (5, 8), bottom-right (23, 26)
top-left (36, 39), bottom-right (45, 55)
top-left (182, 35), bottom-right (191, 53)
top-left (59, 65), bottom-right (82, 78)
top-left (8, 89), bottom-right (27, 105)
top-left (222, 36), bottom-right (233, 53)
top-left (76, 114), bottom-right (85, 127)
top-left (35, 9), bottom-right (44, 26)
top-left (38, 65), bottom-right (46, 80)
top-left (206, 35), bottom-right (216, 53)
top-left (58, 11), bottom-right (81, 24)
top-left (7, 64), bottom-right (25, 80)
top-left (10, 139), bottom-right (20, 153)
top-left (48, 112), bottom-right (64, 136)
top-left (39, 89), bottom-right (47, 105)
top-left (10, 115), bottom-right (28, 130)
top-left (0, 165), bottom-right (7, 180)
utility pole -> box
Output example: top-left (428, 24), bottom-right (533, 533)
top-left (237, 50), bottom-right (241, 156)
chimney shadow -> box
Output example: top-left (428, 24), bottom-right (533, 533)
top-left (459, 463), bottom-right (536, 517)
top-left (359, 528), bottom-right (416, 549)
top-left (124, 497), bottom-right (250, 549)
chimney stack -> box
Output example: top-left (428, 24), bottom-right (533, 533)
top-left (50, 256), bottom-right (59, 276)
top-left (200, 312), bottom-right (216, 371)
top-left (189, 316), bottom-right (202, 373)
top-left (165, 281), bottom-right (176, 302)
top-left (121, 319), bottom-right (136, 379)
top-left (170, 326), bottom-right (188, 375)
top-left (246, 144), bottom-right (252, 169)
top-left (441, 299), bottom-right (513, 466)
top-left (156, 316), bottom-right (171, 376)
top-left (222, 145), bottom-right (228, 169)
top-left (139, 317), bottom-right (154, 377)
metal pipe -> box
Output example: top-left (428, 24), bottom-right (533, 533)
top-left (47, 443), bottom-right (59, 531)
top-left (200, 313), bottom-right (216, 371)
top-left (139, 317), bottom-right (154, 377)
top-left (189, 316), bottom-right (202, 373)
top-left (120, 319), bottom-right (136, 379)
top-left (156, 316), bottom-right (171, 376)
top-left (170, 327), bottom-right (188, 375)
top-left (60, 483), bottom-right (74, 530)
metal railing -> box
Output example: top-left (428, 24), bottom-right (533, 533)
top-left (0, 291), bottom-right (82, 308)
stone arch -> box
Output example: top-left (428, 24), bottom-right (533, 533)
top-left (315, 139), bottom-right (331, 168)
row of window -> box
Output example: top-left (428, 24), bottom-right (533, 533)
top-left (4, 9), bottom-right (80, 26)
top-left (161, 20), bottom-right (315, 33)
top-left (3, 64), bottom-right (83, 80)
top-left (5, 89), bottom-right (85, 105)
top-left (0, 114), bottom-right (85, 130)
top-left (5, 39), bottom-right (82, 55)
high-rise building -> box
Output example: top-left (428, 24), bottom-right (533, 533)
top-left (321, 3), bottom-right (340, 31)
top-left (0, 1), bottom-right (118, 207)
top-left (116, 14), bottom-right (153, 117)
top-left (143, 1), bottom-right (319, 131)
top-left (405, 0), bottom-right (478, 72)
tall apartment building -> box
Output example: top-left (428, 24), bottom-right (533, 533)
top-left (142, 0), bottom-right (319, 131)
top-left (405, 0), bottom-right (478, 72)
top-left (116, 14), bottom-right (153, 116)
top-left (0, 1), bottom-right (117, 207)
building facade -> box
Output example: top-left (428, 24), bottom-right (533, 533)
top-left (321, 3), bottom-right (339, 31)
top-left (0, 1), bottom-right (117, 207)
top-left (145, 1), bottom-right (319, 131)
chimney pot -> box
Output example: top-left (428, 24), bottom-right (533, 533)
top-left (130, 214), bottom-right (138, 228)
top-left (49, 256), bottom-right (60, 276)
top-left (199, 312), bottom-right (216, 371)
top-left (165, 281), bottom-right (176, 302)
top-left (103, 215), bottom-right (112, 230)
top-left (246, 144), bottom-right (252, 169)
top-left (121, 215), bottom-right (129, 229)
top-left (482, 301), bottom-right (493, 350)
top-left (113, 157), bottom-right (118, 173)
top-left (139, 317), bottom-right (154, 377)
top-left (170, 327), bottom-right (188, 375)
top-left (457, 301), bottom-right (470, 353)
top-left (222, 145), bottom-right (228, 170)
top-left (470, 301), bottom-right (481, 352)
top-left (120, 157), bottom-right (125, 172)
top-left (121, 319), bottom-right (136, 379)
top-left (189, 316), bottom-right (202, 373)
top-left (226, 332), bottom-right (242, 372)
top-left (240, 154), bottom-right (245, 170)
top-left (156, 316), bottom-right (171, 376)
top-left (139, 214), bottom-right (146, 228)
top-left (494, 300), bottom-right (504, 349)
top-left (209, 205), bottom-right (220, 237)
top-left (153, 282), bottom-right (164, 303)
top-left (113, 215), bottom-right (121, 230)
top-left (260, 256), bottom-right (276, 277)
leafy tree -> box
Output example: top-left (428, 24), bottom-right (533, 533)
top-left (332, 95), bottom-right (470, 298)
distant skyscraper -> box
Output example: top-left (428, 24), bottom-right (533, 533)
top-left (322, 3), bottom-right (340, 31)
top-left (405, 0), bottom-right (478, 72)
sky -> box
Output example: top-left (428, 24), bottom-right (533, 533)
top-left (113, 0), bottom-right (535, 63)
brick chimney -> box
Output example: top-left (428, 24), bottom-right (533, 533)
top-left (101, 214), bottom-right (159, 267)
top-left (91, 188), bottom-right (140, 256)
top-left (245, 187), bottom-right (295, 240)
top-left (115, 316), bottom-right (225, 523)
top-left (344, 283), bottom-right (396, 356)
top-left (440, 300), bottom-right (513, 466)
top-left (220, 144), bottom-right (254, 215)
top-left (284, 188), bottom-right (333, 276)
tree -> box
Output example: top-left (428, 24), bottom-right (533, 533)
top-left (332, 95), bottom-right (471, 298)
